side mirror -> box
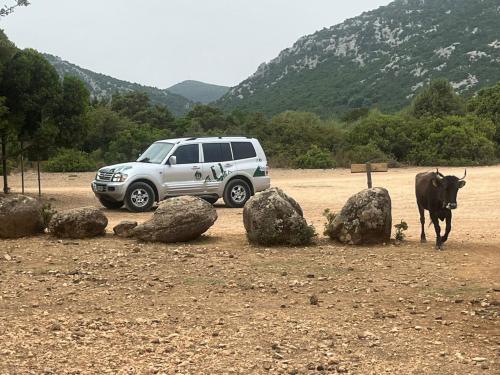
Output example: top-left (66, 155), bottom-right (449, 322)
top-left (169, 156), bottom-right (177, 166)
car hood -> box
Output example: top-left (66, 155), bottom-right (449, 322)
top-left (99, 162), bottom-right (161, 174)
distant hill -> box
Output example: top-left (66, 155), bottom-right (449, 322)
top-left (218, 0), bottom-right (500, 117)
top-left (168, 80), bottom-right (229, 104)
top-left (43, 54), bottom-right (194, 116)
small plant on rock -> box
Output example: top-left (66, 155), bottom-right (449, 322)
top-left (41, 203), bottom-right (57, 229)
top-left (323, 209), bottom-right (337, 237)
top-left (394, 220), bottom-right (409, 241)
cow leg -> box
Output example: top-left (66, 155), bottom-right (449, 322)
top-left (430, 212), bottom-right (442, 250)
top-left (418, 204), bottom-right (426, 243)
top-left (441, 210), bottom-right (452, 244)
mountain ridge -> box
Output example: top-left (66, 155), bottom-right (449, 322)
top-left (43, 53), bottom-right (195, 116)
top-left (218, 0), bottom-right (500, 117)
top-left (168, 80), bottom-right (229, 104)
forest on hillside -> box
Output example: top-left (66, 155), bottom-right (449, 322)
top-left (1, 30), bottom-right (499, 181)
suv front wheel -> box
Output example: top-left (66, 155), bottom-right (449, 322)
top-left (125, 182), bottom-right (155, 212)
top-left (223, 179), bottom-right (251, 208)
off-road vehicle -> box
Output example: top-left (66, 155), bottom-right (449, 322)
top-left (91, 137), bottom-right (270, 212)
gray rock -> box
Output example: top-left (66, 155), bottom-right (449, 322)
top-left (243, 188), bottom-right (315, 246)
top-left (0, 195), bottom-right (44, 238)
top-left (113, 221), bottom-right (138, 238)
top-left (133, 196), bottom-right (217, 243)
top-left (49, 207), bottom-right (108, 239)
top-left (325, 188), bottom-right (392, 245)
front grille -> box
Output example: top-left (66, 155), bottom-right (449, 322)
top-left (97, 171), bottom-right (114, 181)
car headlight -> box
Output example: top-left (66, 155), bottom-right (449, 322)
top-left (112, 173), bottom-right (128, 182)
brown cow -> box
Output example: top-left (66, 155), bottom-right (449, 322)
top-left (415, 169), bottom-right (466, 250)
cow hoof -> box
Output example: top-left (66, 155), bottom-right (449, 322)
top-left (420, 238), bottom-right (427, 244)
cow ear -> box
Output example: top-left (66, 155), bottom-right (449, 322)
top-left (459, 180), bottom-right (466, 189)
top-left (432, 178), bottom-right (441, 187)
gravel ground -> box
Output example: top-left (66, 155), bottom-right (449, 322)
top-left (1, 167), bottom-right (499, 374)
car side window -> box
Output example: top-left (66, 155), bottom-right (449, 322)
top-left (203, 143), bottom-right (233, 163)
top-left (231, 142), bottom-right (257, 160)
top-left (173, 144), bottom-right (199, 164)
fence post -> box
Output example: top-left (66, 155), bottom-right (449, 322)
top-left (366, 162), bottom-right (373, 189)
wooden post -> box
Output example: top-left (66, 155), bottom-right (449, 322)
top-left (366, 162), bottom-right (373, 189)
top-left (37, 158), bottom-right (41, 197)
top-left (20, 140), bottom-right (24, 194)
top-left (351, 162), bottom-right (389, 189)
top-left (1, 132), bottom-right (8, 194)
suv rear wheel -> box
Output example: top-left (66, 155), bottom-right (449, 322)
top-left (223, 179), bottom-right (251, 208)
top-left (98, 196), bottom-right (124, 210)
top-left (125, 182), bottom-right (155, 212)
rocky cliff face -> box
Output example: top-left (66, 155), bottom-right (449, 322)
top-left (218, 0), bottom-right (500, 116)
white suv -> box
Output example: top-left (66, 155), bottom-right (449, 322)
top-left (91, 137), bottom-right (270, 212)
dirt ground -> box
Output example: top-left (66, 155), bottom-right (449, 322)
top-left (1, 167), bottom-right (499, 374)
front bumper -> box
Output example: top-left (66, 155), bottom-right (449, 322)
top-left (91, 181), bottom-right (127, 202)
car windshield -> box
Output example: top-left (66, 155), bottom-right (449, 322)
top-left (137, 142), bottom-right (174, 164)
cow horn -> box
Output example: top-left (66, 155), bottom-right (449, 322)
top-left (460, 169), bottom-right (467, 180)
top-left (436, 169), bottom-right (444, 180)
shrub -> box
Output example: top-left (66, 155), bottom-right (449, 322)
top-left (295, 145), bottom-right (335, 169)
top-left (44, 149), bottom-right (97, 172)
top-left (394, 220), bottom-right (409, 241)
top-left (40, 203), bottom-right (57, 229)
top-left (340, 144), bottom-right (390, 166)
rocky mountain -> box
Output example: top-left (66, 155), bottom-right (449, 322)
top-left (218, 0), bottom-right (500, 117)
top-left (44, 54), bottom-right (194, 116)
top-left (168, 80), bottom-right (229, 104)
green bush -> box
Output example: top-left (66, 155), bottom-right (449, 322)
top-left (44, 149), bottom-right (98, 172)
top-left (295, 145), bottom-right (335, 169)
top-left (341, 143), bottom-right (390, 166)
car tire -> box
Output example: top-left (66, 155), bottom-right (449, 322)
top-left (98, 196), bottom-right (124, 210)
top-left (125, 182), bottom-right (155, 212)
top-left (223, 179), bottom-right (251, 208)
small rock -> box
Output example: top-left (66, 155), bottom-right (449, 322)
top-left (310, 295), bottom-right (319, 305)
top-left (113, 221), bottom-right (138, 238)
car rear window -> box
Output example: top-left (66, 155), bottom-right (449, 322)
top-left (174, 144), bottom-right (199, 164)
top-left (231, 142), bottom-right (257, 160)
top-left (203, 143), bottom-right (233, 163)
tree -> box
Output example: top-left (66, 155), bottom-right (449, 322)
top-left (467, 83), bottom-right (500, 149)
top-left (411, 79), bottom-right (465, 118)
top-left (1, 48), bottom-right (61, 149)
top-left (57, 76), bottom-right (90, 148)
top-left (0, 0), bottom-right (29, 17)
top-left (111, 91), bottom-right (175, 129)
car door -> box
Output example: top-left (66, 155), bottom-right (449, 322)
top-left (201, 142), bottom-right (235, 194)
top-left (163, 143), bottom-right (204, 195)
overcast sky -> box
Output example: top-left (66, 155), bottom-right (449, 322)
top-left (1, 0), bottom-right (392, 88)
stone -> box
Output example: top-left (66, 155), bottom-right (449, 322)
top-left (113, 221), bottom-right (138, 238)
top-left (0, 195), bottom-right (45, 238)
top-left (132, 196), bottom-right (217, 243)
top-left (48, 207), bottom-right (108, 239)
top-left (325, 187), bottom-right (392, 245)
top-left (243, 188), bottom-right (315, 246)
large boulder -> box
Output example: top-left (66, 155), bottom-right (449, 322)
top-left (133, 196), bottom-right (217, 243)
top-left (243, 187), bottom-right (315, 246)
top-left (325, 188), bottom-right (392, 245)
top-left (49, 207), bottom-right (108, 239)
top-left (0, 195), bottom-right (45, 238)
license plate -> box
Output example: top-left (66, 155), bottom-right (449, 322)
top-left (95, 184), bottom-right (106, 192)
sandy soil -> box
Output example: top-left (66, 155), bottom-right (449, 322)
top-left (1, 167), bottom-right (499, 374)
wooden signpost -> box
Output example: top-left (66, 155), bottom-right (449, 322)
top-left (351, 162), bottom-right (389, 189)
